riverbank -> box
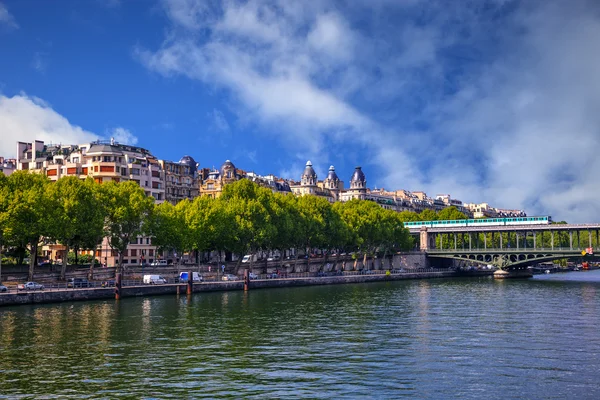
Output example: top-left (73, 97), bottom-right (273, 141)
top-left (0, 270), bottom-right (459, 307)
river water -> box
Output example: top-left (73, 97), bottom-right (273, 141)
top-left (1, 271), bottom-right (600, 399)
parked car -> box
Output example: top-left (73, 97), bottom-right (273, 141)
top-left (17, 282), bottom-right (44, 291)
top-left (249, 272), bottom-right (258, 280)
top-left (179, 272), bottom-right (203, 283)
top-left (67, 278), bottom-right (90, 288)
top-left (222, 274), bottom-right (239, 281)
top-left (0, 284), bottom-right (7, 292)
top-left (143, 275), bottom-right (167, 285)
top-left (150, 260), bottom-right (168, 266)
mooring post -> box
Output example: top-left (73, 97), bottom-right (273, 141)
top-left (244, 269), bottom-right (250, 291)
top-left (115, 272), bottom-right (121, 300)
top-left (187, 270), bottom-right (193, 295)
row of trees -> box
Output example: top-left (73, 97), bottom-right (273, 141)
top-left (0, 172), bottom-right (414, 281)
top-left (0, 172), bottom-right (154, 281)
top-left (149, 179), bottom-right (414, 272)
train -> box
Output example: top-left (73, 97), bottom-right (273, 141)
top-left (404, 216), bottom-right (552, 229)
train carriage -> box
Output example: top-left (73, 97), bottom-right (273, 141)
top-left (404, 216), bottom-right (552, 229)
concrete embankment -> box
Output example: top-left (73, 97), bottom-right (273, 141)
top-left (0, 271), bottom-right (455, 307)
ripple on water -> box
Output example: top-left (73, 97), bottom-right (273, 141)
top-left (1, 273), bottom-right (600, 398)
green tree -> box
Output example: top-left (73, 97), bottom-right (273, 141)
top-left (3, 171), bottom-right (55, 280)
top-left (0, 173), bottom-right (8, 283)
top-left (186, 196), bottom-right (225, 263)
top-left (419, 209), bottom-right (438, 221)
top-left (220, 180), bottom-right (275, 272)
top-left (149, 200), bottom-right (192, 267)
top-left (437, 206), bottom-right (467, 221)
top-left (398, 210), bottom-right (420, 222)
top-left (98, 181), bottom-right (154, 274)
top-left (337, 200), bottom-right (385, 270)
top-left (49, 176), bottom-right (105, 280)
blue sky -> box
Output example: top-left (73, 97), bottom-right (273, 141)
top-left (1, 0), bottom-right (600, 222)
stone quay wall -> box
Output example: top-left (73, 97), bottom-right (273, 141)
top-left (0, 269), bottom-right (451, 307)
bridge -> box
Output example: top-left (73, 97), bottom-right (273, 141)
top-left (408, 223), bottom-right (600, 275)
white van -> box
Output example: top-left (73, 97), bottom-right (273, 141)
top-left (143, 275), bottom-right (167, 284)
top-left (179, 272), bottom-right (203, 282)
top-left (241, 254), bottom-right (257, 263)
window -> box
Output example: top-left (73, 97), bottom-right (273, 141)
top-left (131, 249), bottom-right (137, 257)
top-left (131, 168), bottom-right (140, 175)
top-left (73, 157), bottom-right (79, 163)
top-left (146, 238), bottom-right (150, 244)
top-left (149, 249), bottom-right (154, 256)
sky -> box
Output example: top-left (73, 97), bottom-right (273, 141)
top-left (1, 0), bottom-right (600, 223)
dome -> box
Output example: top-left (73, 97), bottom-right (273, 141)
top-left (302, 160), bottom-right (317, 179)
top-left (220, 159), bottom-right (236, 179)
top-left (179, 155), bottom-right (197, 167)
top-left (350, 166), bottom-right (366, 184)
top-left (326, 165), bottom-right (339, 182)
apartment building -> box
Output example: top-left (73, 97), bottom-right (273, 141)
top-left (159, 155), bottom-right (200, 204)
top-left (0, 157), bottom-right (16, 176)
top-left (15, 139), bottom-right (167, 267)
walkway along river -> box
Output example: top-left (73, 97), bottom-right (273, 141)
top-left (0, 269), bottom-right (455, 307)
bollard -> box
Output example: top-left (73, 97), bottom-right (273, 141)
top-left (187, 270), bottom-right (193, 295)
top-left (244, 269), bottom-right (250, 291)
top-left (176, 284), bottom-right (180, 296)
top-left (115, 272), bottom-right (121, 300)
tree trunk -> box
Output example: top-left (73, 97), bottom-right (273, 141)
top-left (118, 251), bottom-right (124, 276)
top-left (234, 253), bottom-right (243, 275)
top-left (61, 244), bottom-right (69, 280)
top-left (363, 252), bottom-right (368, 271)
top-left (293, 249), bottom-right (299, 273)
top-left (28, 242), bottom-right (38, 281)
top-left (306, 247), bottom-right (310, 272)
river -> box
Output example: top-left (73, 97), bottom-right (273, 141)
top-left (1, 270), bottom-right (600, 399)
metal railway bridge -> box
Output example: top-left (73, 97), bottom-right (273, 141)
top-left (408, 223), bottom-right (600, 268)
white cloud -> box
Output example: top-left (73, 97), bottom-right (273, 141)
top-left (209, 108), bottom-right (230, 133)
top-left (0, 94), bottom-right (98, 157)
top-left (0, 94), bottom-right (139, 158)
top-left (107, 127), bottom-right (138, 145)
top-left (0, 2), bottom-right (18, 29)
top-left (138, 0), bottom-right (600, 222)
